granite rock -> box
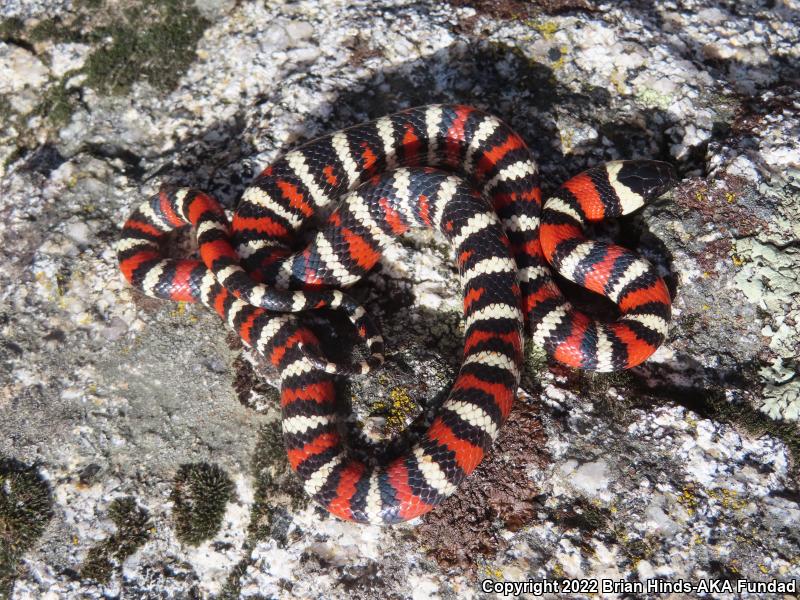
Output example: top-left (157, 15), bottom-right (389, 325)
top-left (1, 0), bottom-right (798, 597)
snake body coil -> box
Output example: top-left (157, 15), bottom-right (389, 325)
top-left (118, 105), bottom-right (675, 524)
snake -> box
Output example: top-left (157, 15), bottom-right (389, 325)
top-left (117, 104), bottom-right (675, 524)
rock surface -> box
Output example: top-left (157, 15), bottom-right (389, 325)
top-left (0, 0), bottom-right (798, 598)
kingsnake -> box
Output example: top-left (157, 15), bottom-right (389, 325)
top-left (118, 105), bottom-right (675, 524)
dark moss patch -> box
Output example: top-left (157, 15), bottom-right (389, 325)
top-left (8, 0), bottom-right (209, 140)
top-left (0, 17), bottom-right (24, 40)
top-left (555, 368), bottom-right (636, 422)
top-left (0, 458), bottom-right (53, 599)
top-left (29, 15), bottom-right (86, 44)
top-left (551, 499), bottom-right (610, 533)
top-left (34, 74), bottom-right (82, 126)
top-left (418, 401), bottom-right (548, 572)
top-left (172, 463), bottom-right (235, 546)
top-left (83, 0), bottom-right (209, 95)
top-left (246, 424), bottom-right (307, 545)
top-left (80, 496), bottom-right (151, 584)
top-left (0, 96), bottom-right (13, 122)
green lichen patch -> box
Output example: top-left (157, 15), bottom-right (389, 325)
top-left (0, 459), bottom-right (53, 599)
top-left (171, 463), bottom-right (235, 546)
top-left (80, 496), bottom-right (151, 584)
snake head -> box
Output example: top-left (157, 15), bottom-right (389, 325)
top-left (613, 160), bottom-right (678, 203)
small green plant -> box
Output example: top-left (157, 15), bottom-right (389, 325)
top-left (0, 459), bottom-right (53, 598)
top-left (171, 463), bottom-right (234, 546)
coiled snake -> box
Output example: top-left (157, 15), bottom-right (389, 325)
top-left (118, 105), bottom-right (675, 524)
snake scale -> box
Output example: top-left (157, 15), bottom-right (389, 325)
top-left (118, 104), bottom-right (675, 524)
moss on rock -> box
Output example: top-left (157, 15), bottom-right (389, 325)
top-left (80, 496), bottom-right (151, 584)
top-left (0, 459), bottom-right (53, 598)
top-left (171, 463), bottom-right (234, 546)
top-left (83, 0), bottom-right (210, 95)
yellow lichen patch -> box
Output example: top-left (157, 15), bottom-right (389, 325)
top-left (677, 485), bottom-right (700, 516)
top-left (169, 302), bottom-right (197, 323)
top-left (708, 487), bottom-right (748, 512)
top-left (731, 253), bottom-right (745, 267)
top-left (385, 386), bottom-right (417, 431)
top-left (531, 20), bottom-right (559, 40)
top-left (559, 128), bottom-right (575, 154)
top-left (552, 45), bottom-right (569, 71)
top-left (725, 192), bottom-right (736, 204)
